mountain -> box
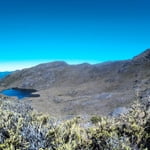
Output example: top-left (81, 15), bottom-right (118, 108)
top-left (0, 49), bottom-right (150, 118)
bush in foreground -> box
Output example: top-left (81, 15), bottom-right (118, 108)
top-left (0, 96), bottom-right (149, 150)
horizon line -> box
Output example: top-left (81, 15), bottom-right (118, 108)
top-left (0, 60), bottom-right (103, 71)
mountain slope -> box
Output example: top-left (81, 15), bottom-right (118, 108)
top-left (0, 49), bottom-right (150, 118)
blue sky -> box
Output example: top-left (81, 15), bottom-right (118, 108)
top-left (0, 0), bottom-right (149, 70)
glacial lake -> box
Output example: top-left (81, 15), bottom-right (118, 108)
top-left (0, 71), bottom-right (12, 79)
top-left (0, 88), bottom-right (40, 99)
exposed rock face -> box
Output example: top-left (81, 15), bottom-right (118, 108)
top-left (133, 49), bottom-right (150, 64)
top-left (0, 49), bottom-right (150, 118)
top-left (110, 107), bottom-right (129, 117)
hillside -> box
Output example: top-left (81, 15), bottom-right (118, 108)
top-left (0, 49), bottom-right (150, 118)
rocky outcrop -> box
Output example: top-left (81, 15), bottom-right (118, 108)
top-left (133, 49), bottom-right (150, 64)
top-left (110, 107), bottom-right (129, 117)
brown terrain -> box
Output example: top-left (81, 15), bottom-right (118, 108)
top-left (0, 49), bottom-right (150, 119)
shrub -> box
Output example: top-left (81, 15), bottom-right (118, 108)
top-left (0, 96), bottom-right (149, 149)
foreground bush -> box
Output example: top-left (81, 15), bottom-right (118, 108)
top-left (0, 96), bottom-right (149, 150)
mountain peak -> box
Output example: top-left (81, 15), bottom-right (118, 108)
top-left (133, 49), bottom-right (150, 63)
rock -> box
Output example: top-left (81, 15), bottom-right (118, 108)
top-left (110, 107), bottom-right (129, 117)
top-left (133, 49), bottom-right (150, 64)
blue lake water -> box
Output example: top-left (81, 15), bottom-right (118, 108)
top-left (0, 88), bottom-right (40, 99)
top-left (0, 72), bottom-right (40, 99)
top-left (0, 72), bottom-right (12, 79)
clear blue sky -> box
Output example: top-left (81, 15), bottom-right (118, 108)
top-left (0, 0), bottom-right (149, 70)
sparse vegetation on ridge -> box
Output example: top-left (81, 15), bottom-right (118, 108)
top-left (0, 95), bottom-right (149, 150)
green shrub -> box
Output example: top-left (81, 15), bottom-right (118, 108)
top-left (0, 97), bottom-right (149, 149)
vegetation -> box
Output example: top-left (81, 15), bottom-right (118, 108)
top-left (0, 95), bottom-right (149, 150)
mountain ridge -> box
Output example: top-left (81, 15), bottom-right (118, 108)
top-left (0, 49), bottom-right (150, 118)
